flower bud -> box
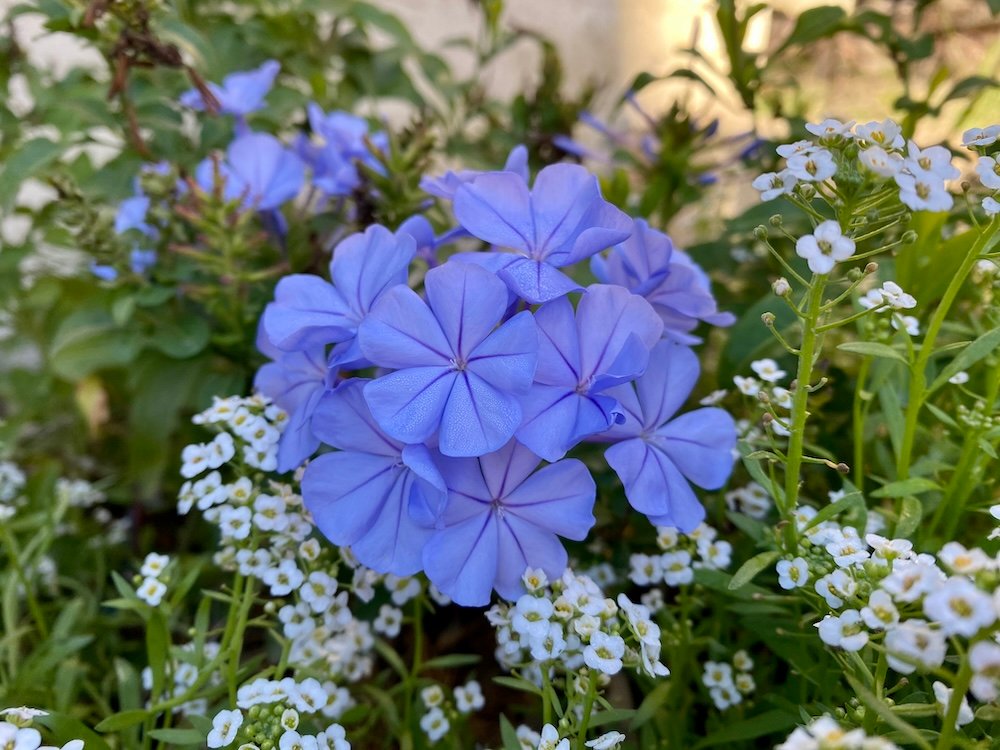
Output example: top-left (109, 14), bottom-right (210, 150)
top-left (761, 311), bottom-right (776, 326)
top-left (769, 214), bottom-right (783, 227)
top-left (864, 262), bottom-right (878, 274)
top-left (901, 230), bottom-right (917, 244)
top-left (772, 277), bottom-right (791, 296)
top-left (753, 225), bottom-right (768, 240)
top-left (798, 183), bottom-right (816, 200)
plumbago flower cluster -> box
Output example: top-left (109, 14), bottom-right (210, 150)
top-left (255, 145), bottom-right (738, 607)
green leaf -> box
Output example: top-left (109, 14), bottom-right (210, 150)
top-left (36, 713), bottom-right (113, 750)
top-left (844, 674), bottom-right (931, 749)
top-left (837, 341), bottom-right (909, 365)
top-left (145, 609), bottom-right (170, 701)
top-left (0, 138), bottom-right (64, 209)
top-left (989, 0), bottom-right (1000, 15)
top-left (94, 709), bottom-right (149, 732)
top-left (373, 640), bottom-right (408, 680)
top-left (631, 681), bottom-right (671, 728)
top-left (776, 6), bottom-right (846, 52)
top-left (728, 550), bottom-right (781, 590)
top-left (694, 709), bottom-right (799, 748)
top-left (895, 495), bottom-right (924, 539)
top-left (420, 653), bottom-right (481, 671)
top-left (802, 488), bottom-right (865, 530)
top-left (492, 675), bottom-right (543, 696)
top-left (928, 326), bottom-right (1000, 392)
top-left (589, 707), bottom-right (637, 727)
top-left (499, 714), bottom-right (522, 750)
top-left (871, 477), bottom-right (940, 498)
top-left (144, 314), bottom-right (211, 359)
top-left (48, 309), bottom-right (142, 381)
top-left (940, 75), bottom-right (998, 105)
top-left (147, 728), bottom-right (206, 744)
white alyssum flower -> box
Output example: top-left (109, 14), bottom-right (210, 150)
top-left (383, 575), bottom-right (420, 606)
top-left (815, 569), bottom-right (857, 609)
top-left (856, 119), bottom-right (904, 149)
top-left (137, 577), bottom-right (168, 606)
top-left (709, 683), bottom-right (742, 710)
top-left (732, 650), bottom-right (753, 672)
top-left (817, 610), bottom-right (868, 651)
top-left (750, 358), bottom-right (786, 383)
top-left (584, 632), bottom-right (625, 675)
top-left (278, 730), bottom-right (317, 750)
top-left (522, 568), bottom-right (548, 592)
top-left (316, 724), bottom-right (349, 750)
top-left (0, 722), bottom-right (42, 750)
top-left (948, 371), bottom-right (969, 385)
top-left (661, 550), bottom-right (694, 586)
top-left (984, 196), bottom-right (1000, 216)
top-left (262, 559), bottom-right (305, 597)
top-left (923, 576), bottom-right (996, 636)
top-left (860, 590), bottom-right (899, 630)
top-left (419, 707), bottom-right (449, 742)
top-left (805, 118), bottom-right (855, 139)
top-left (894, 172), bottom-right (952, 212)
top-left (938, 542), bottom-right (992, 574)
top-left (962, 125), bottom-right (1000, 147)
top-left (905, 141), bottom-right (958, 180)
top-left (859, 146), bottom-right (903, 177)
top-left (884, 619), bottom-right (946, 674)
top-left (776, 558), bottom-right (809, 590)
top-left (629, 554), bottom-right (663, 586)
top-left (795, 221), bottom-right (855, 274)
top-left (420, 685), bottom-right (445, 708)
top-left (891, 314), bottom-right (920, 337)
top-left (752, 170), bottom-right (798, 200)
top-left (585, 731), bottom-right (626, 749)
top-left (511, 595), bottom-right (555, 641)
top-left (733, 375), bottom-right (760, 397)
top-left (932, 680), bottom-right (974, 728)
top-left (536, 724), bottom-right (569, 750)
top-left (735, 672), bottom-right (756, 694)
top-left (453, 680), bottom-right (485, 713)
top-left (140, 552), bottom-right (170, 579)
top-left (0, 708), bottom-right (48, 726)
top-left (969, 640), bottom-right (1000, 702)
top-left (207, 709), bottom-right (243, 748)
top-left (702, 661), bottom-right (734, 689)
top-left (530, 621), bottom-right (568, 661)
top-left (373, 605), bottom-right (403, 638)
top-left (787, 149), bottom-right (837, 182)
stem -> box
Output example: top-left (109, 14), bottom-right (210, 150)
top-left (936, 660), bottom-right (973, 750)
top-left (853, 357), bottom-right (872, 491)
top-left (0, 522), bottom-right (49, 639)
top-left (897, 218), bottom-right (999, 479)
top-left (574, 670), bottom-right (599, 750)
top-left (401, 591), bottom-right (425, 748)
top-left (227, 575), bottom-right (257, 703)
top-left (783, 278), bottom-right (827, 527)
top-left (864, 651), bottom-right (888, 734)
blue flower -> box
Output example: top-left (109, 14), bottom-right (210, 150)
top-left (602, 341), bottom-right (736, 531)
top-left (516, 284), bottom-right (662, 462)
top-left (301, 379), bottom-right (446, 576)
top-left (423, 440), bottom-right (596, 605)
top-left (195, 133), bottom-right (305, 211)
top-left (129, 248), bottom-right (157, 275)
top-left (298, 106), bottom-right (388, 197)
top-left (254, 332), bottom-right (332, 472)
top-left (591, 219), bottom-right (734, 344)
top-left (179, 60), bottom-right (280, 116)
top-left (115, 195), bottom-right (154, 236)
top-left (420, 144), bottom-right (529, 200)
top-left (259, 225), bottom-right (415, 368)
top-left (89, 262), bottom-right (118, 282)
top-left (452, 163), bottom-right (632, 303)
top-left (358, 261), bottom-right (538, 458)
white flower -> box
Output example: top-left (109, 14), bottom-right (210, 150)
top-left (698, 389), bottom-right (727, 406)
top-left (795, 221), bottom-right (855, 274)
top-left (772, 277), bottom-right (792, 297)
top-left (372, 604), bottom-right (402, 638)
top-left (702, 661), bottom-right (734, 689)
top-left (859, 146), bottom-right (903, 177)
top-left (856, 119), bottom-right (904, 149)
top-left (894, 172), bottom-right (952, 212)
top-left (962, 125), bottom-right (1000, 148)
top-left (522, 567), bottom-right (548, 592)
top-left (629, 554), bottom-right (663, 585)
top-left (279, 730), bottom-right (318, 750)
top-left (511, 595), bottom-right (554, 641)
top-left (656, 527), bottom-right (679, 550)
top-left (208, 432), bottom-right (236, 468)
top-left (383, 575), bottom-right (420, 606)
top-left (252, 494), bottom-right (288, 532)
top-left (932, 681), bottom-right (974, 729)
top-left (776, 557), bottom-right (809, 590)
top-left (776, 140), bottom-right (819, 158)
top-left (891, 314), bottom-right (920, 337)
top-left (732, 649), bottom-right (753, 672)
top-left (585, 731), bottom-right (626, 749)
top-left (817, 610), bottom-right (868, 651)
top-left (884, 619), bottom-right (946, 674)
top-left (140, 552), bottom-right (170, 579)
top-left (709, 684), bottom-right (742, 710)
top-left (0, 722), bottom-right (41, 750)
top-left (860, 590), bottom-right (899, 630)
top-left (262, 559), bottom-right (304, 596)
top-left (814, 569), bottom-right (856, 609)
top-left (923, 576), bottom-right (996, 636)
top-left (938, 542), bottom-right (991, 574)
top-left (584, 632), bottom-right (625, 675)
top-left (733, 375), bottom-right (760, 397)
top-left (661, 550), bottom-right (693, 586)
top-left (291, 677), bottom-right (328, 714)
top-left (207, 709), bottom-right (243, 748)
top-left (137, 577), bottom-right (167, 607)
top-left (280, 709), bottom-right (300, 731)
top-left (787, 149), bottom-right (837, 182)
top-left (984, 196), bottom-right (1000, 216)
top-left (977, 156), bottom-right (1000, 189)
top-left (453, 680), bottom-right (484, 713)
top-left (301, 571), bottom-right (338, 613)
top-left (752, 170), bottom-right (798, 201)
top-left (905, 141), bottom-right (958, 180)
top-left (805, 118), bottom-right (855, 138)
top-left (317, 724), bottom-right (349, 750)
top-left (0, 708), bottom-right (48, 726)
top-left (947, 371), bottom-right (969, 385)
top-left (735, 672), bottom-right (756, 694)
top-left (420, 685), bottom-right (445, 708)
top-left (530, 621), bottom-right (567, 661)
top-left (180, 443), bottom-right (210, 478)
top-left (750, 358), bottom-right (786, 383)
top-left (878, 281), bottom-right (916, 310)
top-left (536, 724), bottom-right (569, 750)
top-left (219, 505), bottom-right (253, 540)
top-left (419, 707), bottom-right (449, 742)
top-left (969, 640), bottom-right (1000, 702)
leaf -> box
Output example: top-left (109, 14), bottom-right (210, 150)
top-left (802, 488), bottom-right (865, 530)
top-left (928, 326), bottom-right (1000, 393)
top-left (940, 75), bottom-right (998, 105)
top-left (420, 653), bottom-right (481, 671)
top-left (35, 713), bottom-right (113, 750)
top-left (48, 309), bottom-right (142, 381)
top-left (871, 477), bottom-right (940, 498)
top-left (895, 495), bottom-right (923, 539)
top-left (837, 341), bottom-right (909, 365)
top-left (728, 550), bottom-right (781, 590)
top-left (145, 609), bottom-right (170, 701)
top-left (492, 675), bottom-right (543, 696)
top-left (94, 709), bottom-right (149, 732)
top-left (989, 0), bottom-right (1000, 15)
top-left (589, 708), bottom-right (637, 727)
top-left (0, 138), bottom-right (64, 209)
top-left (373, 640), bottom-right (407, 680)
top-left (630, 681), bottom-right (671, 728)
top-left (844, 674), bottom-right (932, 749)
top-left (147, 728), bottom-right (205, 744)
top-left (694, 709), bottom-right (799, 748)
top-left (776, 6), bottom-right (846, 53)
top-left (499, 714), bottom-right (522, 750)
top-left (144, 314), bottom-right (211, 359)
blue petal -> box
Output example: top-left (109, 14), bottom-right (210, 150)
top-left (423, 510), bottom-right (498, 606)
top-left (467, 310), bottom-right (538, 392)
top-left (261, 275), bottom-right (353, 351)
top-left (310, 379), bottom-right (401, 456)
top-left (576, 284), bottom-right (663, 383)
top-left (503, 145), bottom-right (530, 181)
top-left (503, 458), bottom-right (596, 539)
top-left (476, 440), bottom-right (543, 499)
top-left (439, 371), bottom-right (522, 457)
top-left (531, 296), bottom-right (581, 386)
top-left (359, 285), bottom-right (452, 368)
top-left (497, 257), bottom-right (582, 304)
top-left (363, 367), bottom-right (455, 444)
top-left (654, 408), bottom-right (737, 490)
top-left (275, 385), bottom-right (324, 473)
top-left (635, 341), bottom-right (701, 428)
top-left (329, 226), bottom-right (415, 321)
top-left (495, 515), bottom-right (568, 601)
top-left (516, 385), bottom-right (615, 462)
top-left (453, 172), bottom-right (534, 254)
top-left (227, 133), bottom-right (304, 210)
top-left (424, 262), bottom-right (508, 357)
top-left (218, 60), bottom-right (280, 115)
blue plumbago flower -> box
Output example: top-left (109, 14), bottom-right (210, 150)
top-left (129, 248), bottom-right (157, 275)
top-left (516, 284), bottom-right (663, 462)
top-left (179, 60), bottom-right (280, 116)
top-left (452, 163), bottom-right (632, 303)
top-left (298, 106), bottom-right (388, 197)
top-left (602, 341), bottom-right (736, 531)
top-left (420, 144), bottom-right (529, 200)
top-left (591, 219), bottom-right (734, 344)
top-left (254, 329), bottom-right (333, 472)
top-left (301, 379), bottom-right (446, 576)
top-left (358, 261), bottom-right (538, 458)
top-left (260, 224), bottom-right (415, 367)
top-left (115, 195), bottom-right (154, 236)
top-left (423, 440), bottom-right (596, 605)
top-left (195, 133), bottom-right (305, 211)
top-left (90, 262), bottom-right (118, 282)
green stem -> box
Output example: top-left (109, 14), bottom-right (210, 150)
top-left (897, 218), bottom-right (1000, 479)
top-left (574, 671), bottom-right (599, 750)
top-left (936, 660), bottom-right (973, 750)
top-left (401, 591), bottom-right (425, 748)
top-left (783, 277), bottom-right (827, 532)
top-left (0, 522), bottom-right (49, 639)
top-left (853, 357), bottom-right (872, 491)
top-left (227, 575), bottom-right (257, 703)
top-left (864, 651), bottom-right (888, 734)
top-left (541, 668), bottom-right (553, 727)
